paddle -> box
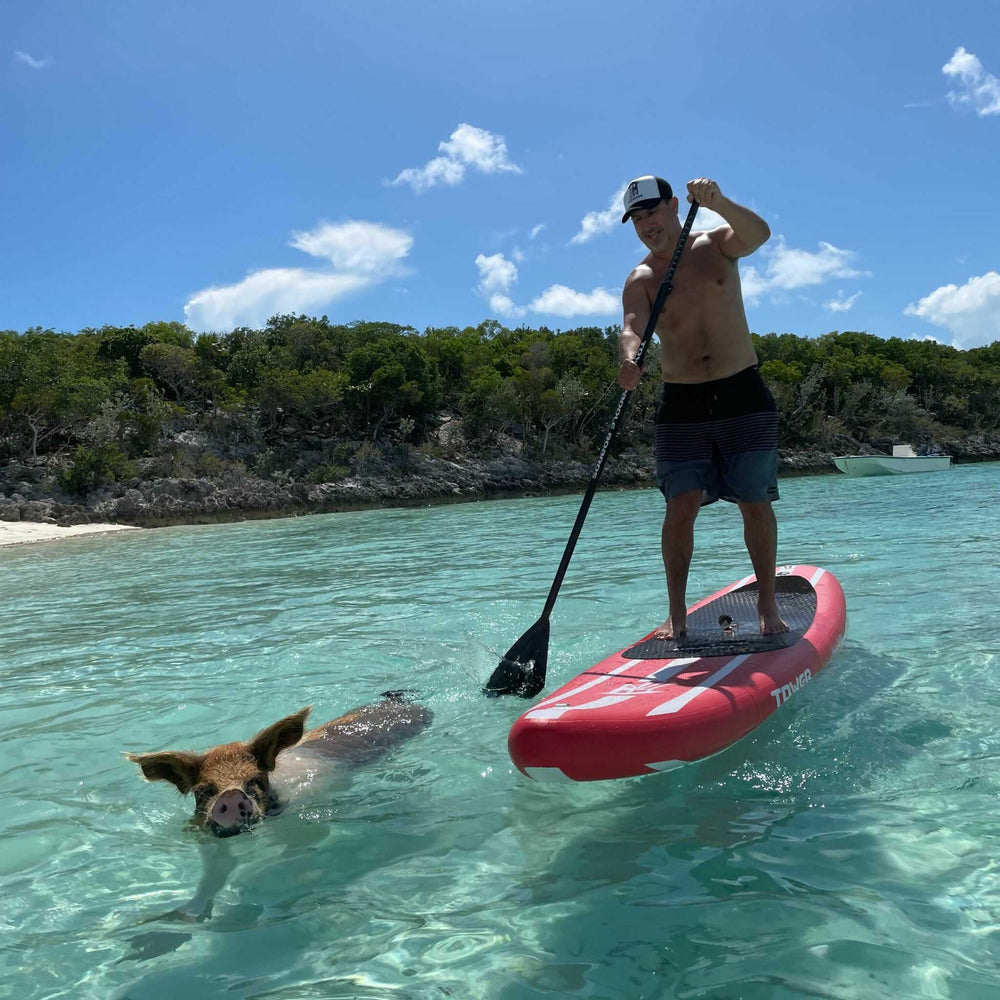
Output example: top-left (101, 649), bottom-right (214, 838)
top-left (483, 200), bottom-right (700, 698)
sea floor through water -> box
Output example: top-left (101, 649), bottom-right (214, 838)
top-left (1, 462), bottom-right (998, 998)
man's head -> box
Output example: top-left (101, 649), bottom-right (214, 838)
top-left (621, 176), bottom-right (674, 223)
top-left (623, 176), bottom-right (679, 252)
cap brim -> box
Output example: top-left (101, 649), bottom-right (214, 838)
top-left (621, 198), bottom-right (663, 223)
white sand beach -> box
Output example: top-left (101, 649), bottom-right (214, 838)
top-left (0, 521), bottom-right (140, 548)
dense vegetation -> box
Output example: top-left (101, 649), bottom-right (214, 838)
top-left (1, 316), bottom-right (998, 494)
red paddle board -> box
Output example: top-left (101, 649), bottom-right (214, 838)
top-left (508, 565), bottom-right (846, 781)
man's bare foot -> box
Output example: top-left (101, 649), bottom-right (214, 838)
top-left (653, 617), bottom-right (686, 641)
top-left (759, 607), bottom-right (789, 635)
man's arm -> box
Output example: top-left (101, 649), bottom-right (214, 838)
top-left (618, 269), bottom-right (651, 390)
top-left (687, 178), bottom-right (770, 259)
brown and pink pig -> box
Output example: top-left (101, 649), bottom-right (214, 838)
top-left (127, 691), bottom-right (431, 837)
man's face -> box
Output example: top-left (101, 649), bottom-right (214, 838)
top-left (631, 198), bottom-right (677, 252)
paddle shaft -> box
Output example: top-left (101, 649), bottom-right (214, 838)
top-left (538, 200), bottom-right (700, 621)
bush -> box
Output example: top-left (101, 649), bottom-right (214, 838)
top-left (61, 444), bottom-right (135, 495)
top-left (304, 463), bottom-right (351, 484)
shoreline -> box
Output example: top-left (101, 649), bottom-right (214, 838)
top-left (0, 466), bottom-right (829, 543)
top-left (0, 446), bottom-right (858, 532)
top-left (2, 451), bottom-right (997, 545)
top-left (0, 521), bottom-right (140, 548)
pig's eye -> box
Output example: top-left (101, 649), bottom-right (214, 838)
top-left (193, 783), bottom-right (217, 802)
top-left (246, 777), bottom-right (267, 796)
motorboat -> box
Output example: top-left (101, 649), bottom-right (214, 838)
top-left (833, 443), bottom-right (951, 476)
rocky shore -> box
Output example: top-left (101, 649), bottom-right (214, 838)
top-left (2, 436), bottom-right (998, 530)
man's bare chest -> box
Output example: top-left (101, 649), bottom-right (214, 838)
top-left (642, 249), bottom-right (736, 325)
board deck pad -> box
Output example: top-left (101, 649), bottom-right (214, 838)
top-left (623, 576), bottom-right (817, 659)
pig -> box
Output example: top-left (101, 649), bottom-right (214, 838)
top-left (126, 690), bottom-right (431, 838)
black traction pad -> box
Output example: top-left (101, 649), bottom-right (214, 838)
top-left (623, 575), bottom-right (817, 659)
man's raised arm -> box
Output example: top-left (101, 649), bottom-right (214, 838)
top-left (687, 178), bottom-right (770, 259)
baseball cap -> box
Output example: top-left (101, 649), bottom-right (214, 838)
top-left (621, 176), bottom-right (673, 223)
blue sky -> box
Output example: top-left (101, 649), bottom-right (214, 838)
top-left (4, 1), bottom-right (999, 348)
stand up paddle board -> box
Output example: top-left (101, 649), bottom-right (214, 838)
top-left (508, 565), bottom-right (846, 781)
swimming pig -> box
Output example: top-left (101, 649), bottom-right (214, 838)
top-left (126, 691), bottom-right (430, 837)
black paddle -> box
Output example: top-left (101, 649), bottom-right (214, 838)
top-left (484, 200), bottom-right (700, 698)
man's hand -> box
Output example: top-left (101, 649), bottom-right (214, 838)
top-left (687, 178), bottom-right (723, 211)
top-left (687, 178), bottom-right (770, 257)
top-left (618, 358), bottom-right (643, 391)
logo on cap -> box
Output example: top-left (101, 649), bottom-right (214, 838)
top-left (622, 175), bottom-right (668, 222)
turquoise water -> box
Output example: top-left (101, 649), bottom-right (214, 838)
top-left (2, 463), bottom-right (999, 999)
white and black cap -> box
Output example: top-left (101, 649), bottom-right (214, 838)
top-left (621, 175), bottom-right (673, 223)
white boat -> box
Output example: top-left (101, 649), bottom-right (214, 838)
top-left (833, 444), bottom-right (951, 476)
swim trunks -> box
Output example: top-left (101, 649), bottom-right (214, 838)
top-left (654, 365), bottom-right (779, 505)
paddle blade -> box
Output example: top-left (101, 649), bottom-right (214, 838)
top-left (483, 617), bottom-right (550, 699)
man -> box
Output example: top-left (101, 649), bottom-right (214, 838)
top-left (617, 175), bottom-right (787, 638)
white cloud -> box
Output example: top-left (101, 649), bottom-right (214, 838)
top-left (738, 266), bottom-right (770, 302)
top-left (475, 253), bottom-right (526, 318)
top-left (184, 269), bottom-right (373, 331)
top-left (824, 290), bottom-right (862, 313)
top-left (529, 285), bottom-right (618, 317)
top-left (489, 294), bottom-right (527, 320)
top-left (389, 123), bottom-right (522, 193)
top-left (473, 253), bottom-right (617, 319)
top-left (741, 237), bottom-right (868, 303)
top-left (570, 184), bottom-right (628, 244)
top-left (289, 220), bottom-right (413, 273)
top-left (943, 47), bottom-right (1000, 116)
top-left (391, 157), bottom-right (465, 193)
top-left (475, 252), bottom-right (518, 295)
top-left (904, 271), bottom-right (1000, 348)
top-left (766, 239), bottom-right (866, 288)
top-left (184, 220), bottom-right (413, 331)
top-left (530, 224), bottom-right (545, 239)
top-left (14, 50), bottom-right (52, 69)
top-left (688, 206), bottom-right (727, 230)
top-left (439, 124), bottom-right (520, 174)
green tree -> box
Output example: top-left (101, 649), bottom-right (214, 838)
top-left (139, 343), bottom-right (203, 403)
top-left (258, 367), bottom-right (347, 433)
top-left (344, 333), bottom-right (441, 437)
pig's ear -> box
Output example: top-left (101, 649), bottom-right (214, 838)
top-left (125, 751), bottom-right (206, 794)
top-left (248, 707), bottom-right (311, 771)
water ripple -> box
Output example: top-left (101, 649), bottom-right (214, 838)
top-left (1, 463), bottom-right (999, 998)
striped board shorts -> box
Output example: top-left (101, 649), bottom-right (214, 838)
top-left (654, 365), bottom-right (779, 506)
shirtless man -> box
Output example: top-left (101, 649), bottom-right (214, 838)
top-left (617, 175), bottom-right (788, 638)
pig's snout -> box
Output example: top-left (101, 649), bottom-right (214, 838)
top-left (210, 789), bottom-right (257, 830)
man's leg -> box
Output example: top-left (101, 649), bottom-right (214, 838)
top-left (737, 500), bottom-right (788, 635)
top-left (654, 489), bottom-right (703, 639)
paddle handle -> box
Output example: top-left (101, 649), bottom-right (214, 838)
top-left (539, 200), bottom-right (700, 619)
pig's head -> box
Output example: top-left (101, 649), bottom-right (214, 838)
top-left (126, 707), bottom-right (311, 837)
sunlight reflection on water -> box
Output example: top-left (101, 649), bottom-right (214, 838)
top-left (1, 463), bottom-right (999, 998)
